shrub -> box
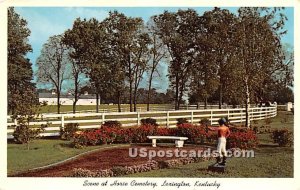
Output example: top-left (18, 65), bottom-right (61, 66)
top-left (227, 130), bottom-right (258, 149)
top-left (199, 118), bottom-right (210, 127)
top-left (141, 118), bottom-right (158, 126)
top-left (176, 123), bottom-right (207, 144)
top-left (199, 118), bottom-right (210, 133)
top-left (60, 123), bottom-right (79, 140)
top-left (271, 129), bottom-right (293, 147)
top-left (102, 120), bottom-right (122, 128)
top-left (111, 166), bottom-right (127, 176)
top-left (132, 124), bottom-right (158, 143)
top-left (176, 118), bottom-right (189, 125)
top-left (12, 124), bottom-right (45, 150)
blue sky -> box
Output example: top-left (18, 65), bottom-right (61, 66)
top-left (14, 7), bottom-right (294, 92)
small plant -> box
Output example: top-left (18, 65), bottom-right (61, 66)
top-left (12, 124), bottom-right (45, 150)
top-left (177, 118), bottom-right (189, 125)
top-left (271, 129), bottom-right (293, 147)
top-left (60, 123), bottom-right (79, 140)
top-left (111, 166), bottom-right (127, 176)
top-left (102, 120), bottom-right (122, 128)
top-left (141, 118), bottom-right (158, 126)
top-left (199, 118), bottom-right (210, 133)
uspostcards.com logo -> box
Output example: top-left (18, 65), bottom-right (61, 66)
top-left (128, 147), bottom-right (255, 160)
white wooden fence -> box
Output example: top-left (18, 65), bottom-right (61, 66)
top-left (7, 106), bottom-right (277, 139)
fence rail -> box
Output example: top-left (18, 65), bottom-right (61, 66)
top-left (7, 106), bottom-right (277, 139)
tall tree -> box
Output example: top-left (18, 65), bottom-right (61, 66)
top-left (235, 7), bottom-right (289, 127)
top-left (36, 35), bottom-right (69, 114)
top-left (8, 7), bottom-right (38, 120)
top-left (154, 9), bottom-right (199, 110)
top-left (202, 8), bottom-right (238, 109)
top-left (146, 18), bottom-right (167, 111)
top-left (63, 18), bottom-right (108, 113)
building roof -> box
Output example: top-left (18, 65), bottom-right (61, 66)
top-left (39, 93), bottom-right (96, 99)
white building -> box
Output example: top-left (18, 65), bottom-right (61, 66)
top-left (39, 91), bottom-right (97, 105)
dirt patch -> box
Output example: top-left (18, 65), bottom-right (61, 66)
top-left (11, 144), bottom-right (207, 177)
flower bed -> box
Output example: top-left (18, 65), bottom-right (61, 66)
top-left (68, 155), bottom-right (215, 177)
top-left (72, 123), bottom-right (258, 149)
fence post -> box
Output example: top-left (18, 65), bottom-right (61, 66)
top-left (137, 112), bottom-right (140, 126)
top-left (260, 107), bottom-right (262, 120)
top-left (240, 109), bottom-right (243, 123)
top-left (61, 115), bottom-right (64, 130)
top-left (14, 118), bottom-right (17, 125)
top-left (167, 111), bottom-right (170, 127)
top-left (102, 113), bottom-right (105, 124)
top-left (191, 111), bottom-right (194, 124)
top-left (227, 110), bottom-right (230, 120)
top-left (210, 110), bottom-right (213, 125)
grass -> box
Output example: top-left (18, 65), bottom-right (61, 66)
top-left (7, 139), bottom-right (128, 176)
top-left (125, 146), bottom-right (293, 177)
top-left (125, 111), bottom-right (294, 177)
top-left (38, 104), bottom-right (171, 113)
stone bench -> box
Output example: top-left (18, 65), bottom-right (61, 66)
top-left (147, 136), bottom-right (188, 148)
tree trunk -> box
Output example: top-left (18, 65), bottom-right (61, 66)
top-left (72, 101), bottom-right (77, 114)
top-left (133, 88), bottom-right (137, 112)
top-left (175, 75), bottom-right (179, 110)
top-left (147, 65), bottom-right (156, 111)
top-left (129, 80), bottom-right (133, 112)
top-left (204, 97), bottom-right (208, 109)
top-left (96, 93), bottom-right (99, 113)
top-left (219, 83), bottom-right (222, 109)
top-left (245, 78), bottom-right (251, 128)
top-left (117, 92), bottom-right (121, 112)
top-left (57, 91), bottom-right (60, 114)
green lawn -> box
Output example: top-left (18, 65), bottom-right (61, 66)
top-left (125, 146), bottom-right (293, 177)
top-left (38, 104), bottom-right (171, 113)
top-left (7, 139), bottom-right (128, 176)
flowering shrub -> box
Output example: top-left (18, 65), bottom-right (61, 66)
top-left (176, 124), bottom-right (207, 144)
top-left (227, 130), bottom-right (258, 149)
top-left (132, 124), bottom-right (158, 143)
top-left (72, 123), bottom-right (258, 149)
top-left (271, 129), bottom-right (293, 147)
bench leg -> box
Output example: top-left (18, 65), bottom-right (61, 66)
top-left (152, 139), bottom-right (157, 147)
top-left (175, 140), bottom-right (184, 148)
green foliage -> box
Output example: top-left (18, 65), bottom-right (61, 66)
top-left (60, 123), bottom-right (80, 140)
top-left (111, 166), bottom-right (127, 176)
top-left (141, 118), bottom-right (158, 126)
top-left (176, 118), bottom-right (189, 125)
top-left (102, 121), bottom-right (122, 128)
top-left (271, 129), bottom-right (293, 147)
top-left (12, 124), bottom-right (45, 150)
top-left (8, 7), bottom-right (38, 117)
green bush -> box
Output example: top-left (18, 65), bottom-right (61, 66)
top-left (176, 118), bottom-right (189, 125)
top-left (141, 118), bottom-right (158, 126)
top-left (102, 120), bottom-right (122, 128)
top-left (60, 123), bottom-right (79, 140)
top-left (111, 166), bottom-right (127, 176)
top-left (271, 129), bottom-right (293, 147)
top-left (12, 124), bottom-right (45, 150)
